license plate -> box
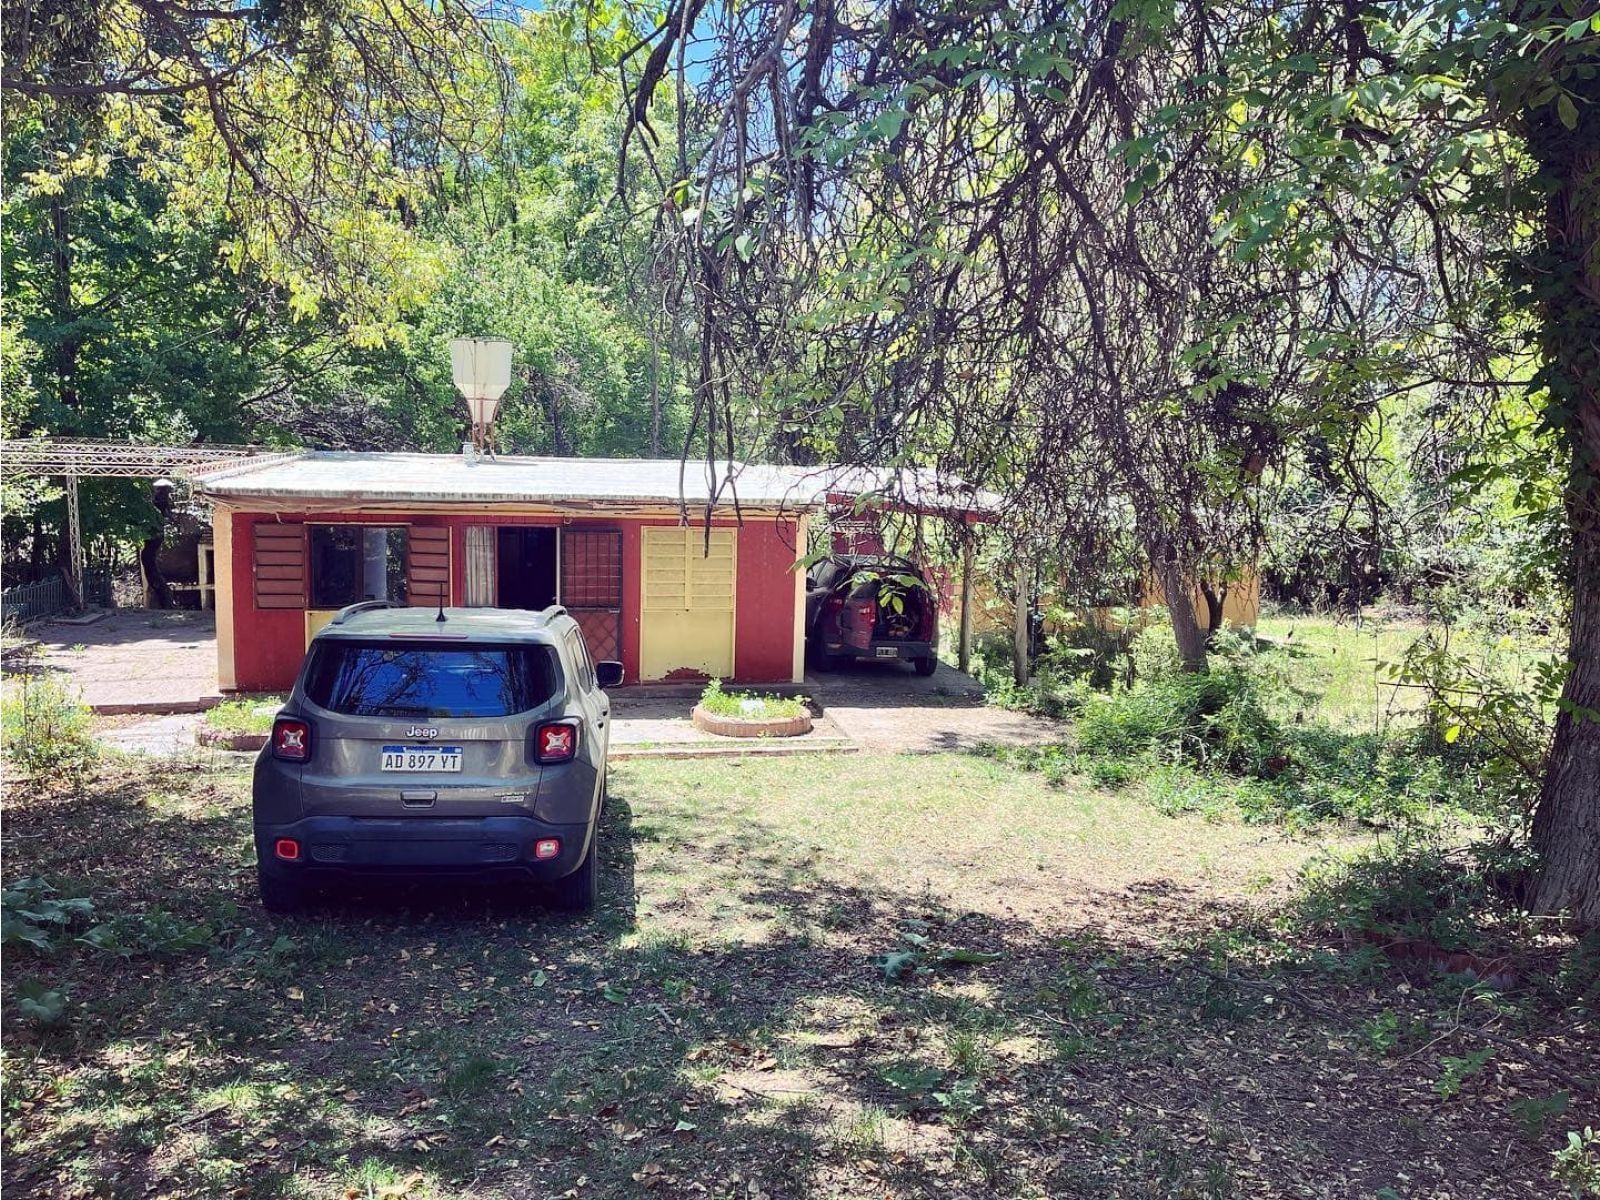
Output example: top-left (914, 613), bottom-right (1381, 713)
top-left (381, 745), bottom-right (463, 772)
top-left (875, 646), bottom-right (900, 658)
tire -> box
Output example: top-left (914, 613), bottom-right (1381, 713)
top-left (811, 644), bottom-right (845, 672)
top-left (546, 836), bottom-right (597, 912)
top-left (913, 655), bottom-right (938, 677)
top-left (257, 866), bottom-right (306, 914)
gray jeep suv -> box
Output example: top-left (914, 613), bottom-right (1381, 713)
top-left (252, 602), bottom-right (620, 914)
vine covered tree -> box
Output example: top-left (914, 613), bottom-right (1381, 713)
top-left (610, 0), bottom-right (1599, 919)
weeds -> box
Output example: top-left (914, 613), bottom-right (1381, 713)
top-left (1552, 1127), bottom-right (1600, 1199)
top-left (1435, 1047), bottom-right (1494, 1100)
top-left (204, 696), bottom-right (283, 735)
top-left (1, 674), bottom-right (97, 775)
top-left (1297, 833), bottom-right (1533, 955)
top-left (1510, 1092), bottom-right (1570, 1140)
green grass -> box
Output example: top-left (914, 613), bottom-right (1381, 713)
top-left (1251, 613), bottom-right (1430, 730)
top-left (203, 695), bottom-right (284, 736)
top-left (697, 679), bottom-right (809, 721)
top-left (0, 753), bottom-right (1585, 1199)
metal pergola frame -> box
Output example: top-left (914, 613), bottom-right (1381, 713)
top-left (1, 438), bottom-right (301, 607)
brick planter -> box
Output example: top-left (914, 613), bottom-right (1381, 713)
top-left (691, 705), bottom-right (814, 739)
top-left (196, 727), bottom-right (269, 751)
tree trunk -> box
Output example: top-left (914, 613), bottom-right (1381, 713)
top-left (1533, 515), bottom-right (1600, 924)
top-left (1527, 76), bottom-right (1600, 925)
top-left (1199, 579), bottom-right (1229, 634)
top-left (544, 387), bottom-right (572, 456)
top-left (1156, 558), bottom-right (1209, 672)
top-left (1013, 558), bottom-right (1031, 686)
top-left (649, 311), bottom-right (663, 457)
top-left (48, 193), bottom-right (80, 412)
top-left (139, 537), bottom-right (173, 608)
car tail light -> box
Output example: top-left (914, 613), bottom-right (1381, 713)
top-left (532, 720), bottom-right (579, 764)
top-left (271, 717), bottom-right (312, 762)
top-left (533, 838), bottom-right (561, 860)
top-left (274, 838), bottom-right (301, 861)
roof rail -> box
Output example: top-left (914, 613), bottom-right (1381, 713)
top-left (330, 599), bottom-right (405, 625)
top-left (538, 604), bottom-right (569, 622)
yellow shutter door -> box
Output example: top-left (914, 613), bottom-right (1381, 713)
top-left (640, 526), bottom-right (736, 680)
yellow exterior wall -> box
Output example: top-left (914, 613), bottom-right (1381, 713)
top-left (305, 610), bottom-right (339, 646)
top-left (640, 526), bottom-right (737, 680)
top-left (792, 514), bottom-right (809, 683)
top-left (963, 569), bottom-right (1262, 636)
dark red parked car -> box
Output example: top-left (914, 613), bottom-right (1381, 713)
top-left (806, 555), bottom-right (939, 676)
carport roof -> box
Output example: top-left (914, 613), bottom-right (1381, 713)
top-left (192, 451), bottom-right (1000, 518)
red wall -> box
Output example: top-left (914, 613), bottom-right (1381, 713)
top-left (226, 510), bottom-right (801, 692)
top-left (230, 513), bottom-right (316, 693)
top-left (735, 518), bottom-right (802, 681)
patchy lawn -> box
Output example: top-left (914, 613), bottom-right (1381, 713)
top-left (2, 753), bottom-right (1593, 1199)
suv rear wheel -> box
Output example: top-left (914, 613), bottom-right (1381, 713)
top-left (913, 655), bottom-right (938, 677)
top-left (545, 839), bottom-right (597, 912)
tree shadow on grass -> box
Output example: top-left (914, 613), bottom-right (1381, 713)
top-left (1, 759), bottom-right (1590, 1200)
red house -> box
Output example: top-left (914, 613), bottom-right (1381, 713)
top-left (194, 451), bottom-right (916, 693)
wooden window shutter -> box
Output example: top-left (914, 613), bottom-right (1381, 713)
top-left (407, 527), bottom-right (451, 607)
top-left (252, 524), bottom-right (306, 609)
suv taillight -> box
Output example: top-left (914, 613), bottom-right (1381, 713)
top-left (532, 720), bottom-right (579, 765)
top-left (271, 717), bottom-right (312, 762)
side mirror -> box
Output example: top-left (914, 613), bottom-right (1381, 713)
top-left (595, 660), bottom-right (624, 689)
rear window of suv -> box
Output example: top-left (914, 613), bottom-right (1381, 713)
top-left (302, 641), bottom-right (561, 718)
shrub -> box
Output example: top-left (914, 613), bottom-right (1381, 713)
top-left (1296, 831), bottom-right (1536, 954)
top-left (1, 675), bottom-right (97, 775)
top-left (1076, 667), bottom-right (1282, 775)
top-left (1129, 619), bottom-right (1183, 683)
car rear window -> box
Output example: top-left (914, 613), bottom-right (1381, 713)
top-left (302, 641), bottom-right (561, 718)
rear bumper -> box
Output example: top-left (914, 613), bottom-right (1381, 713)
top-left (254, 814), bottom-right (592, 883)
top-left (823, 638), bottom-right (934, 662)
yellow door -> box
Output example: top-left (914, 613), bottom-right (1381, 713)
top-left (641, 526), bottom-right (736, 680)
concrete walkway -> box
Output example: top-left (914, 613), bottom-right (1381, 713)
top-left (806, 660), bottom-right (1071, 753)
top-left (101, 713), bottom-right (207, 756)
top-left (52, 613), bottom-right (1065, 756)
top-left (28, 609), bottom-right (220, 713)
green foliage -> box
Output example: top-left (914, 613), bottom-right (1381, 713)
top-left (1129, 619), bottom-right (1184, 683)
top-left (204, 697), bottom-right (283, 737)
top-left (1296, 833), bottom-right (1535, 955)
top-left (1552, 1128), bottom-right (1600, 1199)
top-left (78, 909), bottom-right (215, 959)
top-left (1435, 1047), bottom-right (1494, 1100)
top-left (2, 877), bottom-right (95, 954)
top-left (14, 977), bottom-right (69, 1029)
top-left (1510, 1092), bottom-right (1570, 1140)
top-left (1555, 931), bottom-right (1600, 1008)
top-left (697, 679), bottom-right (809, 721)
top-left (2, 6), bottom-right (678, 578)
top-left (0, 675), bottom-right (97, 775)
top-left (1076, 665), bottom-right (1281, 776)
top-left (1360, 1010), bottom-right (1401, 1057)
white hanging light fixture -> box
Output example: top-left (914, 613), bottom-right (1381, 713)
top-left (449, 337), bottom-right (513, 458)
